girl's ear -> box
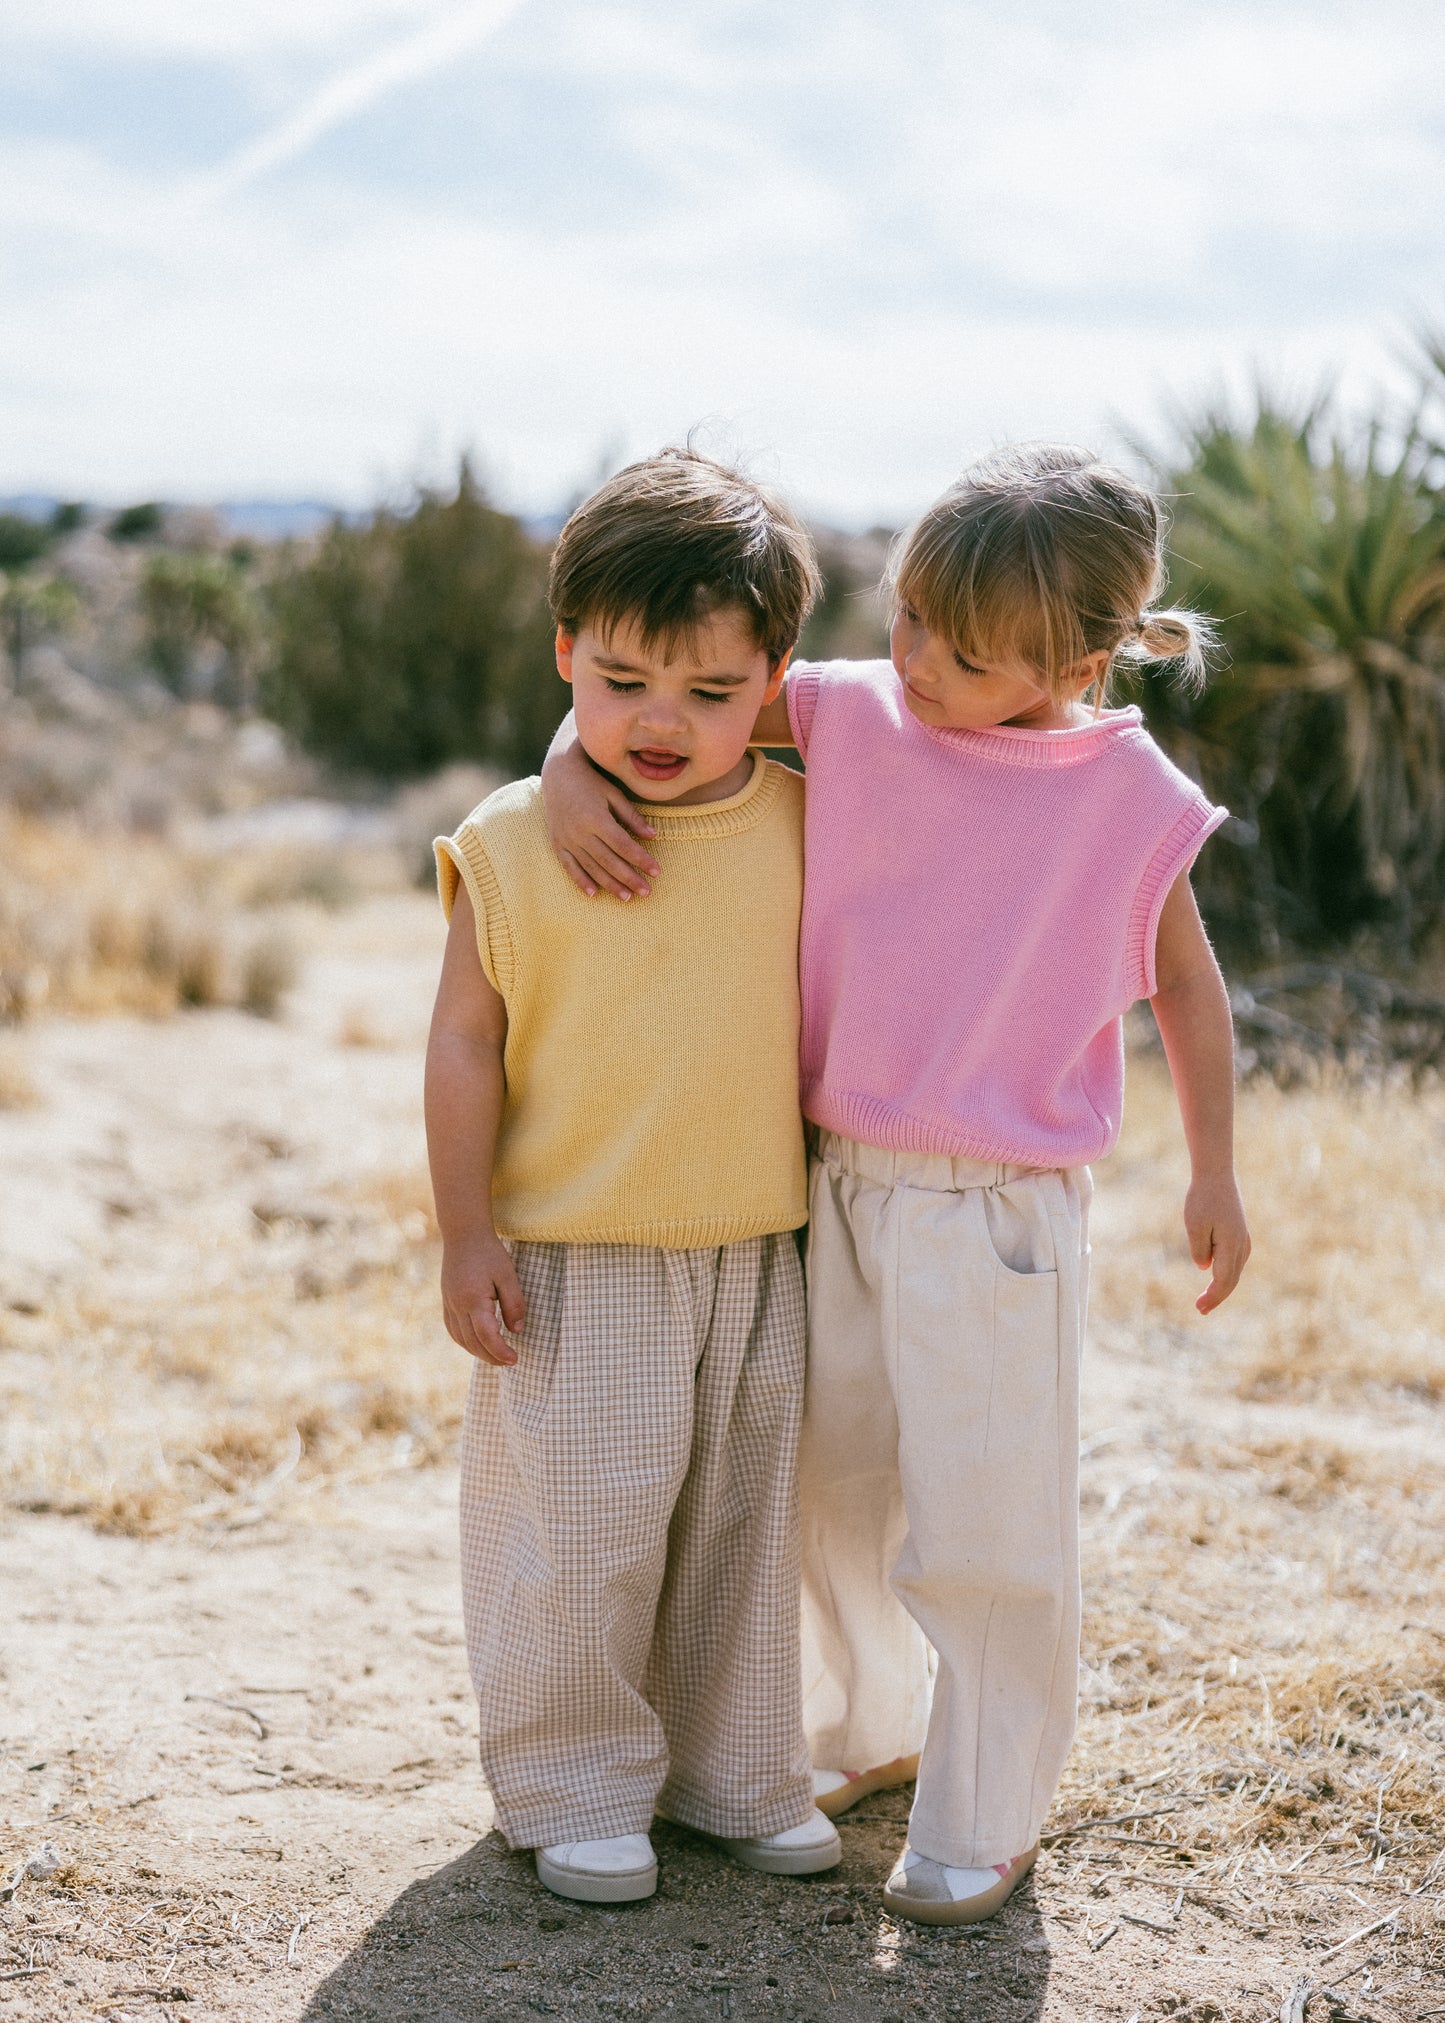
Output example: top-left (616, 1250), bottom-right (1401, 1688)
top-left (555, 628), bottom-right (576, 684)
top-left (1071, 646), bottom-right (1112, 697)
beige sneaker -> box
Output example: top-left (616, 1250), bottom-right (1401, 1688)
top-left (881, 1843), bottom-right (1037, 1926)
top-left (715, 1807), bottom-right (842, 1876)
top-left (535, 1833), bottom-right (657, 1904)
top-left (811, 1754), bottom-right (921, 1819)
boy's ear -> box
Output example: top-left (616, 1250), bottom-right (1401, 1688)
top-left (555, 628), bottom-right (575, 684)
top-left (761, 648), bottom-right (792, 705)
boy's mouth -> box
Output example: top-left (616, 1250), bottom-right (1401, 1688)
top-left (629, 747), bottom-right (689, 782)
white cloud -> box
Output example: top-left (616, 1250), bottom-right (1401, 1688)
top-left (186, 0), bottom-right (531, 205)
top-left (0, 0), bottom-right (1440, 519)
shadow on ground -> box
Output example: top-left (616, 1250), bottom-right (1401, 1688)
top-left (303, 1798), bottom-right (1052, 2022)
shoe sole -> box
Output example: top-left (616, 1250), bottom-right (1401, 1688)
top-left (718, 1826), bottom-right (843, 1876)
top-left (881, 1844), bottom-right (1038, 1927)
top-left (535, 1852), bottom-right (658, 1904)
top-left (814, 1754), bottom-right (922, 1820)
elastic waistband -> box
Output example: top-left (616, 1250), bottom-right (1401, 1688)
top-left (812, 1127), bottom-right (1048, 1193)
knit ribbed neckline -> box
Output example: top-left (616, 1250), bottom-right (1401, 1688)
top-left (634, 749), bottom-right (782, 836)
top-left (921, 701), bottom-right (1145, 768)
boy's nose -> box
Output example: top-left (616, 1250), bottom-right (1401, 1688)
top-left (636, 701), bottom-right (688, 736)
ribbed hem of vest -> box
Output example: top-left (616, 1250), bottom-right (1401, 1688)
top-left (1125, 799), bottom-right (1229, 1001)
top-left (804, 1089), bottom-right (1108, 1171)
top-left (434, 831), bottom-right (514, 995)
top-left (496, 1210), bottom-right (807, 1248)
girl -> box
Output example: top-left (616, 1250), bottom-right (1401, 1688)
top-left (541, 444), bottom-right (1251, 1925)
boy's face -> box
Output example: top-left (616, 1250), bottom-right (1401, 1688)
top-left (557, 607), bottom-right (785, 806)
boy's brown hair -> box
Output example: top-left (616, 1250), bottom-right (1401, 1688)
top-left (549, 448), bottom-right (820, 669)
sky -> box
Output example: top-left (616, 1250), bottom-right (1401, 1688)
top-left (2, 0), bottom-right (1442, 525)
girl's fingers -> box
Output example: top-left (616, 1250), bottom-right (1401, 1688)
top-left (597, 825), bottom-right (661, 887)
top-left (1196, 1232), bottom-right (1248, 1313)
top-left (578, 844), bottom-right (653, 900)
top-left (558, 849), bottom-right (598, 897)
top-left (573, 849), bottom-right (637, 901)
top-left (604, 793), bottom-right (657, 843)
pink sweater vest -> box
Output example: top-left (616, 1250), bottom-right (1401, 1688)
top-left (788, 660), bottom-right (1226, 1168)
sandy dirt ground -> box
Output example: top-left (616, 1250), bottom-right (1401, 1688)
top-left (2, 895), bottom-right (1441, 2023)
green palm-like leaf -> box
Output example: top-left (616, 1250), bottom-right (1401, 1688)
top-left (1136, 394), bottom-right (1445, 958)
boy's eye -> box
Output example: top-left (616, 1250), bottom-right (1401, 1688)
top-left (691, 688), bottom-right (732, 706)
top-left (602, 677), bottom-right (645, 695)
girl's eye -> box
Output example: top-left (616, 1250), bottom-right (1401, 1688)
top-left (602, 677), bottom-right (644, 695)
top-left (953, 652), bottom-right (986, 675)
top-left (691, 689), bottom-right (732, 706)
top-left (899, 603), bottom-right (920, 624)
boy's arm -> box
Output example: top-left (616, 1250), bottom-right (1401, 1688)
top-left (424, 883), bottom-right (524, 1364)
top-left (1149, 871), bottom-right (1251, 1315)
top-left (540, 693), bottom-right (798, 899)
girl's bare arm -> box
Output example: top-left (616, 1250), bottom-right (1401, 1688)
top-left (424, 883), bottom-right (524, 1363)
top-left (540, 693), bottom-right (796, 899)
top-left (1149, 871), bottom-right (1252, 1314)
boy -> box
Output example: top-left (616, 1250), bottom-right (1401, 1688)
top-left (424, 449), bottom-right (842, 1904)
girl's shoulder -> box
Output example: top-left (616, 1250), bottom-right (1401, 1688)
top-left (787, 658), bottom-right (897, 753)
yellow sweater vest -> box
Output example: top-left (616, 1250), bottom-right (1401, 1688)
top-left (435, 753), bottom-right (806, 1248)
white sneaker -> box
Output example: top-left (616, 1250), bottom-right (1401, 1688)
top-left (716, 1807), bottom-right (842, 1875)
top-left (881, 1842), bottom-right (1037, 1926)
top-left (811, 1754), bottom-right (920, 1819)
top-left (535, 1833), bottom-right (657, 1903)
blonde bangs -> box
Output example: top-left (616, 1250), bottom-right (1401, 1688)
top-left (889, 446), bottom-right (1213, 704)
top-left (894, 508), bottom-right (1092, 703)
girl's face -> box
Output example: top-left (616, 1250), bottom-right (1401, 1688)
top-left (890, 604), bottom-right (1097, 733)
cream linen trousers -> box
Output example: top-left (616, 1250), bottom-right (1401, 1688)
top-left (801, 1130), bottom-right (1092, 1870)
top-left (459, 1233), bottom-right (813, 1851)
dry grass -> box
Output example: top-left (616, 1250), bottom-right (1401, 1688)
top-left (0, 810), bottom-right (302, 1023)
top-left (1051, 1061), bottom-right (1445, 1983)
top-left (1100, 1053), bottom-right (1445, 1406)
top-left (0, 1162), bottom-right (459, 1537)
top-left (0, 1037), bottom-right (40, 1110)
top-left (2, 1010), bottom-right (1442, 1995)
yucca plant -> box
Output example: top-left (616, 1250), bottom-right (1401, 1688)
top-left (1137, 397), bottom-right (1445, 963)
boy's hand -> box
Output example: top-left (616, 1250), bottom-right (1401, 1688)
top-left (441, 1233), bottom-right (525, 1365)
top-left (541, 738), bottom-right (660, 900)
top-left (1184, 1172), bottom-right (1251, 1315)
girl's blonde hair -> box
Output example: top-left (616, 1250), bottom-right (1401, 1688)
top-left (890, 444), bottom-right (1214, 702)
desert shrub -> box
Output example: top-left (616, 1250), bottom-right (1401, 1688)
top-left (261, 461), bottom-right (562, 781)
top-left (0, 514), bottom-right (51, 571)
top-left (108, 502), bottom-right (164, 543)
top-left (798, 529), bottom-right (892, 663)
top-left (140, 550), bottom-right (259, 706)
top-left (1138, 397), bottom-right (1445, 964)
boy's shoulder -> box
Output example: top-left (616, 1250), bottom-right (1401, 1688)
top-left (444, 777), bottom-right (553, 879)
top-left (454, 775), bottom-right (544, 844)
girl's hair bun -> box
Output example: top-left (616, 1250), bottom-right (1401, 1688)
top-left (1127, 607), bottom-right (1215, 693)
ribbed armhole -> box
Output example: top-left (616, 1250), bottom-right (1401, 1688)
top-left (1127, 800), bottom-right (1228, 1002)
top-left (786, 669), bottom-right (821, 757)
top-left (433, 830), bottom-right (515, 996)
